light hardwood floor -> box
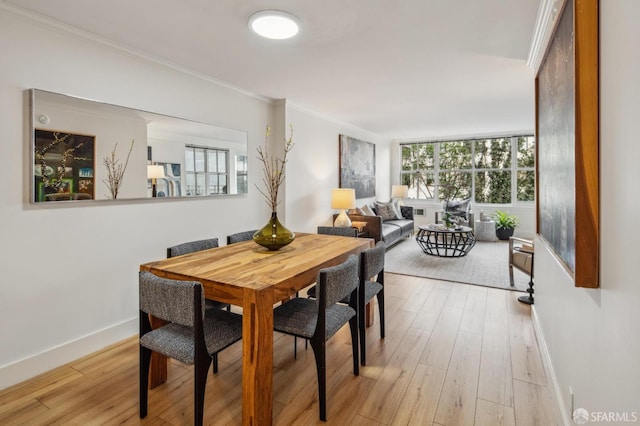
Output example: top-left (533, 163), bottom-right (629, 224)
top-left (0, 273), bottom-right (561, 425)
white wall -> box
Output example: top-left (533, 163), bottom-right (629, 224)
top-left (0, 7), bottom-right (280, 389)
top-left (534, 1), bottom-right (640, 423)
top-left (284, 104), bottom-right (391, 231)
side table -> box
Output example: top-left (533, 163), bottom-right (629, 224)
top-left (351, 221), bottom-right (368, 238)
top-left (475, 220), bottom-right (497, 241)
top-left (515, 247), bottom-right (535, 304)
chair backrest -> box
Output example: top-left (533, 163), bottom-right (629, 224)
top-left (361, 241), bottom-right (385, 281)
top-left (139, 271), bottom-right (203, 326)
top-left (317, 254), bottom-right (359, 307)
top-left (226, 230), bottom-right (257, 245)
top-left (317, 226), bottom-right (357, 237)
top-left (167, 238), bottom-right (219, 258)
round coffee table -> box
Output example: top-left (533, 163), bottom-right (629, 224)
top-left (415, 225), bottom-right (476, 257)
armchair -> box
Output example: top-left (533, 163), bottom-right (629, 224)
top-left (509, 236), bottom-right (534, 287)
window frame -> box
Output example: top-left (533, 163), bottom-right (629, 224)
top-left (184, 145), bottom-right (229, 196)
top-left (400, 134), bottom-right (535, 205)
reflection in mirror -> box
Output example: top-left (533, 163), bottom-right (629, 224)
top-left (30, 89), bottom-right (248, 203)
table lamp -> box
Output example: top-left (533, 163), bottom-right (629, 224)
top-left (391, 184), bottom-right (409, 206)
top-left (147, 164), bottom-right (165, 197)
top-left (332, 188), bottom-right (356, 227)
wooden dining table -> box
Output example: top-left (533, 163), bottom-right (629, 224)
top-left (139, 232), bottom-right (374, 425)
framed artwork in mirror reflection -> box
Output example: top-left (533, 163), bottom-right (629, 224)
top-left (154, 162), bottom-right (182, 197)
top-left (33, 129), bottom-right (95, 202)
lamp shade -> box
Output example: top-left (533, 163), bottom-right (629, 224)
top-left (147, 165), bottom-right (165, 179)
top-left (331, 188), bottom-right (356, 210)
top-left (391, 185), bottom-right (409, 198)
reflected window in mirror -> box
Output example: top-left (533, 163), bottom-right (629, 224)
top-left (184, 146), bottom-right (229, 196)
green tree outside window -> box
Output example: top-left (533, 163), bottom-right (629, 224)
top-left (400, 135), bottom-right (535, 204)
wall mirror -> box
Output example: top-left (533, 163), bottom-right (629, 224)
top-left (30, 89), bottom-right (248, 203)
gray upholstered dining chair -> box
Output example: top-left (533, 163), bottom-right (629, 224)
top-left (294, 225), bottom-right (359, 358)
top-left (167, 237), bottom-right (220, 258)
top-left (307, 240), bottom-right (386, 366)
top-left (226, 230), bottom-right (258, 245)
top-left (357, 241), bottom-right (386, 366)
top-left (138, 271), bottom-right (242, 426)
top-left (305, 226), bottom-right (358, 300)
top-left (273, 254), bottom-right (360, 422)
top-left (166, 238), bottom-right (229, 311)
top-left (316, 226), bottom-right (358, 237)
top-left (167, 237), bottom-right (230, 373)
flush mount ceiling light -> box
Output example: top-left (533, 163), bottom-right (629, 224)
top-left (249, 10), bottom-right (299, 40)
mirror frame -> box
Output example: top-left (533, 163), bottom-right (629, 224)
top-left (29, 89), bottom-right (248, 204)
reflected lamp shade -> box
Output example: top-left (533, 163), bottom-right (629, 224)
top-left (147, 165), bottom-right (165, 180)
top-left (391, 184), bottom-right (408, 205)
top-left (147, 165), bottom-right (165, 197)
top-left (331, 188), bottom-right (356, 227)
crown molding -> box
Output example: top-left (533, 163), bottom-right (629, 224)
top-left (527, 0), bottom-right (567, 73)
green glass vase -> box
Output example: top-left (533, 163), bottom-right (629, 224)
top-left (253, 212), bottom-right (296, 251)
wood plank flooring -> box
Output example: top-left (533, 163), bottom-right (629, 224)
top-left (0, 273), bottom-right (561, 425)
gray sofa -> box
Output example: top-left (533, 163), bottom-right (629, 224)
top-left (343, 205), bottom-right (414, 248)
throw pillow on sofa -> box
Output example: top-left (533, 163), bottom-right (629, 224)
top-left (376, 203), bottom-right (402, 221)
top-left (375, 200), bottom-right (403, 220)
top-left (360, 204), bottom-right (376, 216)
top-left (375, 203), bottom-right (399, 221)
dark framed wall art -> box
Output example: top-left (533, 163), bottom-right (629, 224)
top-left (339, 134), bottom-right (375, 198)
top-left (33, 129), bottom-right (95, 202)
top-left (535, 0), bottom-right (599, 288)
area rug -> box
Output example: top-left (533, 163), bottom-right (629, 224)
top-left (385, 237), bottom-right (529, 292)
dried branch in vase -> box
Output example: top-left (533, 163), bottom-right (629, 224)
top-left (255, 125), bottom-right (294, 212)
top-left (103, 139), bottom-right (135, 199)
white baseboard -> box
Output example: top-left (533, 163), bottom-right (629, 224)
top-left (531, 306), bottom-right (571, 426)
top-left (0, 318), bottom-right (137, 390)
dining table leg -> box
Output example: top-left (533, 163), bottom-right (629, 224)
top-left (242, 286), bottom-right (274, 425)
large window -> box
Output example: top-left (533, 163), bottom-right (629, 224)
top-left (184, 146), bottom-right (229, 196)
top-left (400, 135), bottom-right (535, 204)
